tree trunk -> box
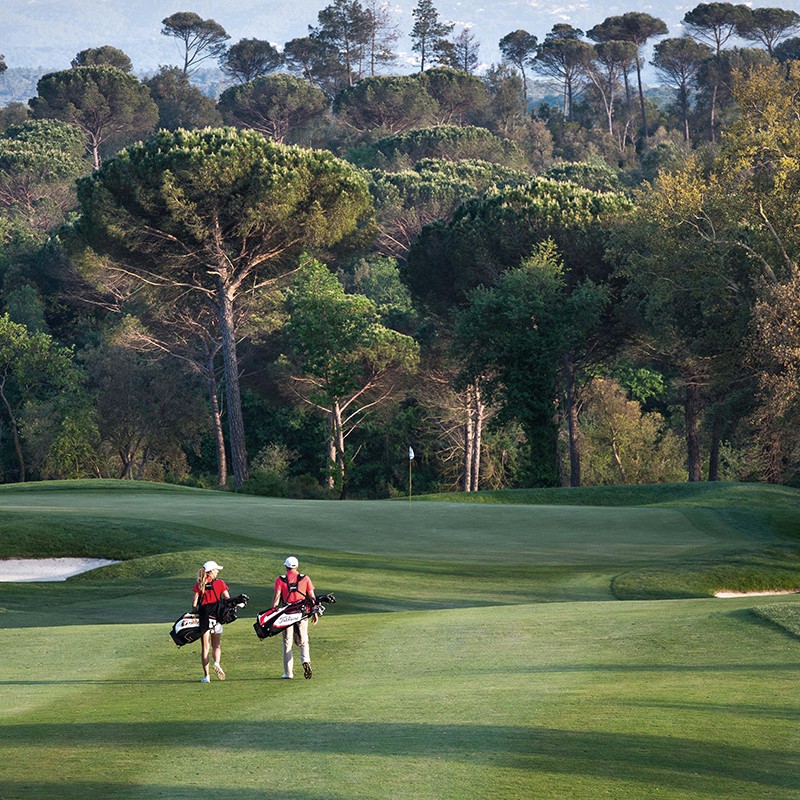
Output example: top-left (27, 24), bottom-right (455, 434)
top-left (0, 378), bottom-right (25, 482)
top-left (326, 412), bottom-right (337, 490)
top-left (205, 351), bottom-right (227, 487)
top-left (708, 413), bottom-right (721, 482)
top-left (333, 400), bottom-right (347, 499)
top-left (623, 69), bottom-right (633, 116)
top-left (135, 446), bottom-right (151, 480)
top-left (636, 59), bottom-right (648, 137)
top-left (766, 429), bottom-right (783, 484)
top-left (119, 450), bottom-right (134, 480)
top-left (216, 282), bottom-right (249, 486)
top-left (610, 424), bottom-right (627, 483)
top-left (471, 384), bottom-right (484, 492)
top-left (89, 133), bottom-right (102, 171)
top-left (566, 76), bottom-right (574, 121)
top-left (685, 381), bottom-right (702, 482)
top-left (680, 84), bottom-right (690, 143)
top-left (463, 386), bottom-right (474, 492)
top-left (563, 353), bottom-right (581, 487)
top-left (709, 81), bottom-right (718, 143)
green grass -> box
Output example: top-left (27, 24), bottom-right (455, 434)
top-left (1, 480), bottom-right (800, 799)
top-left (413, 480), bottom-right (800, 511)
top-left (753, 603), bottom-right (800, 638)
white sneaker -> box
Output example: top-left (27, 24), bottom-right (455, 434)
top-left (213, 662), bottom-right (225, 681)
top-left (281, 674), bottom-right (293, 679)
top-left (200, 676), bottom-right (210, 683)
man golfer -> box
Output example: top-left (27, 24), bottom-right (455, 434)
top-left (272, 556), bottom-right (316, 679)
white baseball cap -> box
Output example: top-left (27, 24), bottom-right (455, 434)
top-left (203, 560), bottom-right (223, 572)
top-left (284, 556), bottom-right (299, 569)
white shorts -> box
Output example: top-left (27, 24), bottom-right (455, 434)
top-left (208, 619), bottom-right (223, 635)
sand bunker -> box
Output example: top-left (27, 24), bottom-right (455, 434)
top-left (714, 589), bottom-right (798, 598)
top-left (0, 558), bottom-right (119, 582)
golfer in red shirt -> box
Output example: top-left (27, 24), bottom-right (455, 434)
top-left (192, 560), bottom-right (230, 683)
top-left (272, 556), bottom-right (316, 679)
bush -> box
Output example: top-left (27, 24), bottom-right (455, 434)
top-left (238, 469), bottom-right (290, 497)
top-left (288, 474), bottom-right (335, 500)
top-left (238, 469), bottom-right (336, 499)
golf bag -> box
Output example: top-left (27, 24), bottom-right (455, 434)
top-left (169, 594), bottom-right (249, 648)
top-left (215, 593), bottom-right (250, 624)
top-left (253, 593), bottom-right (335, 639)
top-left (170, 613), bottom-right (201, 647)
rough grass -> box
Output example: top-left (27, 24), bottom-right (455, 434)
top-left (612, 547), bottom-right (800, 599)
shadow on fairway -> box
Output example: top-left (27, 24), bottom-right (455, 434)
top-left (0, 785), bottom-right (340, 800)
top-left (734, 607), bottom-right (800, 640)
top-left (470, 661), bottom-right (800, 674)
top-left (6, 722), bottom-right (799, 792)
top-left (622, 699), bottom-right (800, 721)
top-left (0, 678), bottom-right (306, 685)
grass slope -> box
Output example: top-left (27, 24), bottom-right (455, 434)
top-left (1, 480), bottom-right (799, 799)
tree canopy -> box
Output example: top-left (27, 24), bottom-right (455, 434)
top-left (161, 12), bottom-right (230, 75)
top-left (406, 178), bottom-right (632, 310)
top-left (218, 74), bottom-right (328, 143)
top-left (29, 67), bottom-right (158, 170)
top-left (76, 127), bottom-right (373, 486)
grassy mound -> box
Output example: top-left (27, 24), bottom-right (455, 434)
top-left (612, 547), bottom-right (800, 600)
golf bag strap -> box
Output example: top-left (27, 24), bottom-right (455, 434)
top-left (280, 574), bottom-right (308, 602)
top-left (197, 579), bottom-right (222, 606)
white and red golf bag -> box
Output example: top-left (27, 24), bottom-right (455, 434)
top-left (253, 594), bottom-right (335, 639)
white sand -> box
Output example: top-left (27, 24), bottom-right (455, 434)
top-left (714, 589), bottom-right (798, 598)
top-left (0, 558), bottom-right (120, 582)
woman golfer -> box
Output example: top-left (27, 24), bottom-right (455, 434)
top-left (192, 560), bottom-right (230, 683)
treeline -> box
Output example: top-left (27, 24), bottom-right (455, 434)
top-left (0, 4), bottom-right (799, 495)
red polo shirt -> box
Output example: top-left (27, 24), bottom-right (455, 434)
top-left (193, 578), bottom-right (228, 606)
top-left (274, 570), bottom-right (314, 603)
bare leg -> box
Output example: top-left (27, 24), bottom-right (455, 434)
top-left (201, 630), bottom-right (211, 679)
top-left (211, 632), bottom-right (225, 679)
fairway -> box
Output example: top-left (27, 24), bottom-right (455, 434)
top-left (1, 481), bottom-right (799, 799)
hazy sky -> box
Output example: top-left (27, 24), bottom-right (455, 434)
top-left (4, 0), bottom-right (800, 74)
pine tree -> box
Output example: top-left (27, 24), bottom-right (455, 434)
top-left (410, 0), bottom-right (454, 72)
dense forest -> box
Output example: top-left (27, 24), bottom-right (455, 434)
top-left (0, 2), bottom-right (799, 496)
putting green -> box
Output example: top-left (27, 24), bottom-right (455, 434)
top-left (0, 486), bottom-right (762, 564)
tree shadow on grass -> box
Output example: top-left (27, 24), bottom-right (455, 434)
top-left (470, 660), bottom-right (800, 675)
top-left (0, 784), bottom-right (338, 800)
top-left (732, 607), bottom-right (800, 641)
top-left (621, 698), bottom-right (800, 721)
top-left (4, 721), bottom-right (799, 793)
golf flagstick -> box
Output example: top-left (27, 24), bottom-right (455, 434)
top-left (408, 446), bottom-right (414, 503)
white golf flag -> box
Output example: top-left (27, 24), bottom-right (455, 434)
top-left (409, 447), bottom-right (415, 460)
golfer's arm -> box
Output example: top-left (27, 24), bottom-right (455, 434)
top-left (272, 590), bottom-right (281, 607)
top-left (192, 591), bottom-right (200, 612)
